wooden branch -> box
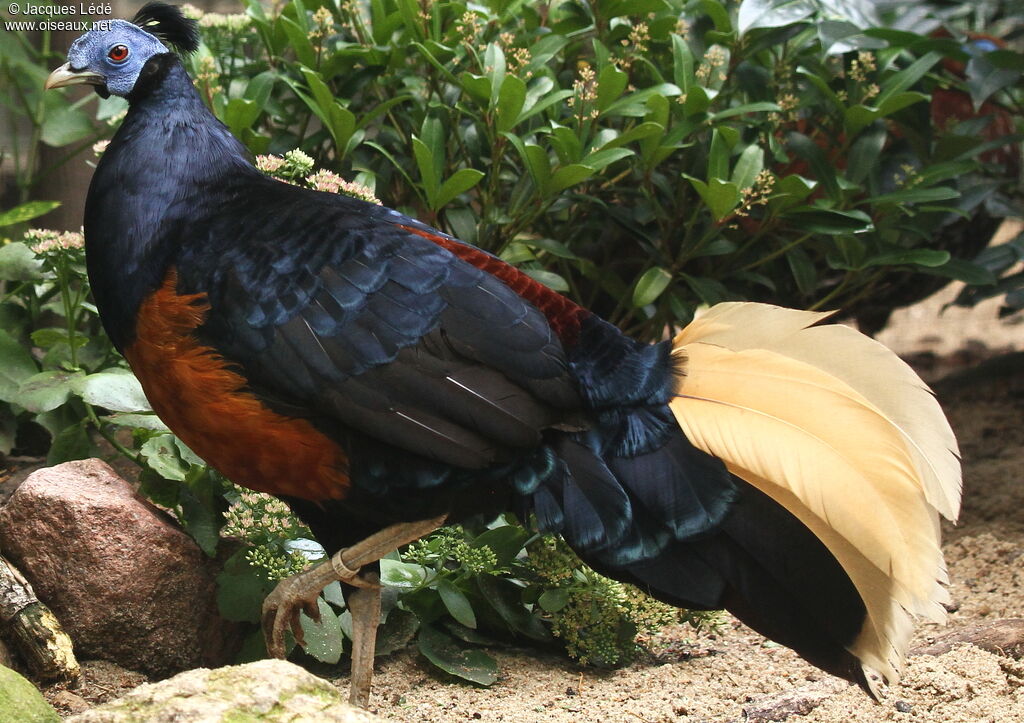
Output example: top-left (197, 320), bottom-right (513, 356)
top-left (912, 619), bottom-right (1024, 660)
top-left (731, 682), bottom-right (847, 723)
top-left (0, 554), bottom-right (80, 683)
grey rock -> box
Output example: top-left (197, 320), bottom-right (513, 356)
top-left (0, 459), bottom-right (242, 676)
top-left (67, 659), bottom-right (380, 722)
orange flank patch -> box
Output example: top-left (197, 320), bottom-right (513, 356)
top-left (125, 271), bottom-right (349, 501)
top-left (397, 224), bottom-right (588, 344)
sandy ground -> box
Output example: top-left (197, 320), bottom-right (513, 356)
top-left (38, 220), bottom-right (1024, 721)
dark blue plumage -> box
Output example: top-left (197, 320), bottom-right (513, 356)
top-left (52, 4), bottom-right (880, 691)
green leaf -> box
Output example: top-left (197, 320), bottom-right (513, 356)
top-left (13, 370), bottom-right (81, 413)
top-left (681, 274), bottom-right (730, 305)
top-left (522, 269), bottom-right (569, 292)
top-left (437, 579), bottom-right (477, 629)
top-left (496, 75), bottom-right (527, 132)
top-left (217, 549), bottom-right (276, 623)
top-left (0, 242), bottom-right (44, 282)
top-left (222, 98), bottom-right (261, 137)
top-left (380, 559), bottom-right (429, 589)
top-left (0, 328), bottom-right (39, 401)
top-left (966, 54), bottom-right (1021, 111)
top-left (862, 249), bottom-right (951, 269)
top-left (417, 625), bottom-right (498, 686)
top-left (731, 145), bottom-right (764, 190)
top-left (434, 169), bottom-right (485, 210)
top-left (548, 164), bottom-right (593, 193)
top-left (737, 0), bottom-right (815, 35)
top-left (604, 83), bottom-right (682, 117)
top-left (412, 137), bottom-right (439, 206)
top-left (519, 237), bottom-right (577, 260)
top-left (844, 92), bottom-right (928, 136)
top-left (471, 524), bottom-right (529, 567)
top-left (72, 371), bottom-right (151, 413)
top-left (786, 246), bottom-right (818, 294)
top-left (683, 85), bottom-right (710, 116)
top-left (687, 177), bottom-right (741, 221)
top-left (604, 0), bottom-right (669, 19)
top-left (103, 413), bottom-right (169, 432)
top-left (300, 598), bottom-right (345, 664)
top-left (708, 128), bottom-right (730, 181)
top-left (474, 575), bottom-right (550, 642)
top-left (485, 43), bottom-right (507, 112)
top-left (538, 588), bottom-right (571, 613)
top-left (786, 132), bottom-right (839, 200)
top-left (0, 201), bottom-right (60, 228)
top-left (40, 104), bottom-right (94, 147)
top-left (700, 0), bottom-right (732, 33)
top-left (846, 127), bottom-right (887, 184)
top-left (377, 607), bottom-right (420, 656)
top-left (580, 147), bottom-right (633, 172)
top-left (788, 208), bottom-right (874, 234)
top-left (0, 406), bottom-right (14, 456)
top-left (632, 267), bottom-right (672, 307)
top-left (179, 484), bottom-right (221, 557)
top-left (47, 422), bottom-right (93, 465)
top-left (671, 34), bottom-right (694, 94)
top-left (141, 434), bottom-right (188, 482)
top-left (710, 102), bottom-right (781, 122)
top-left (596, 66), bottom-right (628, 112)
top-left (866, 186), bottom-right (960, 205)
top-left (924, 258), bottom-right (997, 285)
top-left (502, 133), bottom-right (551, 190)
top-left (278, 15), bottom-right (317, 67)
top-left (877, 52), bottom-right (942, 108)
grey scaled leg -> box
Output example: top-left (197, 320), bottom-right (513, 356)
top-left (261, 514), bottom-right (447, 707)
top-left (346, 572), bottom-right (381, 707)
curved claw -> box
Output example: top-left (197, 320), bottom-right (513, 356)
top-left (261, 569), bottom-right (334, 658)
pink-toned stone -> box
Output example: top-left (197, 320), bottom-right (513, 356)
top-left (0, 459), bottom-right (242, 676)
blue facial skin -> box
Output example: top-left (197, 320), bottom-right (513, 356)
top-left (65, 19), bottom-right (170, 97)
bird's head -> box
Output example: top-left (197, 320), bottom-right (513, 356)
top-left (45, 2), bottom-right (198, 99)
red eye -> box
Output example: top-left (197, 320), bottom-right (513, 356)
top-left (108, 45), bottom-right (129, 63)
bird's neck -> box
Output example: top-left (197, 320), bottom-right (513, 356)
top-left (84, 54), bottom-right (252, 351)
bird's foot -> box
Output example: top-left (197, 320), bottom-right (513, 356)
top-left (261, 556), bottom-right (341, 659)
top-left (260, 514), bottom-right (448, 705)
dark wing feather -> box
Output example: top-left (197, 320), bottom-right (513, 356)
top-left (177, 180), bottom-right (582, 480)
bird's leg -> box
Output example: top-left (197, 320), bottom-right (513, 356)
top-left (346, 572), bottom-right (381, 708)
top-left (260, 514), bottom-right (447, 701)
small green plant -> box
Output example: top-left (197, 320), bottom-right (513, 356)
top-left (218, 496), bottom-right (720, 681)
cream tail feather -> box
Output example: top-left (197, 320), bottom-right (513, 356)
top-left (669, 302), bottom-right (961, 687)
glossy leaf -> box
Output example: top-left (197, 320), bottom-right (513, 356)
top-left (738, 0), bottom-right (815, 35)
top-left (437, 579), bottom-right (477, 629)
top-left (417, 625), bottom-right (498, 686)
top-left (632, 266), bottom-right (673, 307)
top-left (0, 201), bottom-right (60, 228)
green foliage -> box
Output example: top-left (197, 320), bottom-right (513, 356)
top-left (0, 28), bottom-right (121, 211)
top-left (222, 504), bottom-right (718, 681)
top-left (175, 0), bottom-right (1020, 339)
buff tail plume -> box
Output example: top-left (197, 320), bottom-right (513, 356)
top-left (669, 302), bottom-right (961, 688)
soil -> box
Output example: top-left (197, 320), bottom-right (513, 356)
top-left (26, 220), bottom-right (1024, 721)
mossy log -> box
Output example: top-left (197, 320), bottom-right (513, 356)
top-left (0, 554), bottom-right (79, 683)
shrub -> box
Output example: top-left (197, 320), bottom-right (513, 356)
top-left (175, 0), bottom-right (1021, 339)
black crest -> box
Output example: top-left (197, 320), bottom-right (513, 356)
top-left (132, 2), bottom-right (200, 54)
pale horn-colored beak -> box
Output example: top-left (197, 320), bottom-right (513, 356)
top-left (45, 62), bottom-right (104, 90)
